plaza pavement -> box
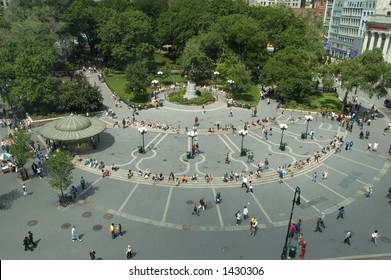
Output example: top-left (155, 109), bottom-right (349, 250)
top-left (0, 72), bottom-right (390, 260)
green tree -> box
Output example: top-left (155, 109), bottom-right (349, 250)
top-left (9, 130), bottom-right (31, 180)
top-left (97, 9), bottom-right (155, 69)
top-left (260, 46), bottom-right (313, 101)
top-left (133, 0), bottom-right (168, 28)
top-left (216, 53), bottom-right (252, 97)
top-left (59, 77), bottom-right (104, 113)
top-left (125, 60), bottom-right (151, 95)
top-left (45, 150), bottom-right (74, 198)
top-left (178, 40), bottom-right (211, 83)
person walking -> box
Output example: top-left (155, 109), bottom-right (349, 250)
top-left (343, 231), bottom-right (352, 245)
top-left (109, 223), bottom-right (116, 239)
top-left (365, 187), bottom-right (373, 198)
top-left (229, 108), bottom-right (233, 117)
top-left (289, 223), bottom-right (295, 238)
top-left (22, 184), bottom-right (27, 197)
top-left (89, 250), bottom-right (96, 260)
top-left (235, 210), bottom-right (241, 226)
top-left (246, 182), bottom-right (253, 193)
top-left (71, 186), bottom-right (78, 199)
top-left (215, 192), bottom-right (221, 204)
top-left (314, 217), bottom-right (323, 233)
top-left (249, 217), bottom-right (258, 236)
top-left (71, 226), bottom-right (82, 242)
top-left (199, 198), bottom-right (206, 211)
top-left (242, 206), bottom-right (249, 220)
top-left (28, 231), bottom-right (37, 247)
top-left (126, 245), bottom-right (133, 259)
top-left (192, 203), bottom-right (200, 216)
top-left (23, 236), bottom-right (32, 251)
top-left (337, 206), bottom-right (345, 219)
top-left (322, 170), bottom-right (328, 180)
top-left (312, 172), bottom-right (317, 183)
top-left (116, 223), bottom-right (123, 238)
top-left (349, 140), bottom-right (353, 150)
top-left (80, 176), bottom-right (86, 190)
top-left (370, 230), bottom-right (379, 245)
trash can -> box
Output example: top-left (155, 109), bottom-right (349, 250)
top-left (187, 152), bottom-right (192, 159)
top-left (288, 246), bottom-right (297, 258)
top-left (301, 132), bottom-right (307, 139)
top-left (92, 142), bottom-right (97, 150)
top-left (138, 147), bottom-right (144, 154)
top-left (279, 143), bottom-right (286, 151)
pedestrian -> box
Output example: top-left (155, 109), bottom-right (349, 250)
top-left (89, 250), bottom-right (96, 260)
top-left (126, 245), bottom-right (132, 259)
top-left (229, 108), bottom-right (233, 117)
top-left (310, 130), bottom-right (315, 139)
top-left (249, 217), bottom-right (258, 236)
top-left (28, 231), bottom-right (37, 247)
top-left (243, 206), bottom-right (249, 220)
top-left (343, 231), bottom-right (352, 245)
top-left (345, 142), bottom-right (349, 151)
top-left (312, 172), bottom-right (317, 183)
top-left (278, 169), bottom-right (284, 183)
top-left (289, 223), bottom-right (295, 238)
top-left (235, 210), bottom-right (241, 226)
top-left (314, 217), bottom-right (323, 233)
top-left (225, 153), bottom-right (230, 164)
top-left (215, 192), bottom-right (221, 204)
top-left (192, 203), bottom-right (200, 216)
top-left (122, 118), bottom-right (126, 129)
top-left (388, 186), bottom-right (391, 198)
top-left (337, 206), bottom-right (345, 219)
top-left (365, 187), bottom-right (373, 198)
top-left (322, 170), bottom-right (328, 180)
top-left (202, 104), bottom-right (205, 114)
top-left (71, 186), bottom-right (78, 199)
top-left (349, 140), bottom-right (353, 150)
top-left (241, 176), bottom-right (248, 189)
top-left (71, 226), bottom-right (82, 242)
top-left (199, 198), bottom-right (206, 211)
top-left (22, 184), bottom-right (27, 197)
top-left (247, 182), bottom-right (253, 193)
top-left (23, 236), bottom-right (32, 251)
top-left (116, 223), bottom-right (123, 238)
top-left (294, 222), bottom-right (301, 239)
top-left (80, 176), bottom-right (86, 190)
top-left (372, 141), bottom-right (378, 151)
top-left (109, 223), bottom-right (116, 239)
top-left (367, 142), bottom-right (372, 150)
top-left (370, 230), bottom-right (379, 245)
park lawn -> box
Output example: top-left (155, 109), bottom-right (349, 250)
top-left (153, 53), bottom-right (179, 70)
top-left (285, 92), bottom-right (342, 112)
top-left (232, 85), bottom-right (261, 107)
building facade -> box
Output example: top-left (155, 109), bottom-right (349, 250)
top-left (324, 0), bottom-right (377, 59)
top-left (361, 1), bottom-right (391, 62)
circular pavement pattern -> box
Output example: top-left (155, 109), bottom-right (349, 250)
top-left (27, 220), bottom-right (38, 226)
top-left (61, 223), bottom-right (72, 230)
top-left (103, 213), bottom-right (113, 220)
top-left (92, 225), bottom-right (103, 231)
top-left (82, 211), bottom-right (92, 218)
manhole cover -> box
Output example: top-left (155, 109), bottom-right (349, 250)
top-left (319, 136), bottom-right (323, 138)
top-left (82, 211), bottom-right (92, 218)
top-left (27, 220), bottom-right (38, 226)
top-left (163, 159), bottom-right (167, 161)
top-left (103, 213), bottom-right (113, 220)
top-left (61, 223), bottom-right (72, 230)
top-left (93, 225), bottom-right (103, 231)
top-left (299, 146), bottom-right (303, 148)
top-left (380, 236), bottom-right (391, 243)
top-left (217, 161), bottom-right (221, 163)
top-left (268, 153), bottom-right (272, 156)
top-left (221, 246), bottom-right (230, 252)
top-left (111, 153), bottom-right (115, 155)
top-left (186, 200), bottom-right (194, 205)
top-left (182, 225), bottom-right (192, 230)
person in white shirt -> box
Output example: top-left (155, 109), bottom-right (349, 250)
top-left (243, 206), bottom-right (249, 220)
top-left (371, 230), bottom-right (379, 245)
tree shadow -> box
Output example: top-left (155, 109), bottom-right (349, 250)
top-left (0, 189), bottom-right (22, 210)
top-left (74, 132), bottom-right (115, 156)
top-left (79, 186), bottom-right (99, 200)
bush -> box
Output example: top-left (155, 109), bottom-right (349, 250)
top-left (167, 90), bottom-right (216, 105)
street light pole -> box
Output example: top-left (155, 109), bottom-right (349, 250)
top-left (187, 130), bottom-right (198, 158)
top-left (281, 187), bottom-right (301, 260)
top-left (238, 129), bottom-right (248, 156)
top-left (138, 127), bottom-right (147, 154)
top-left (227, 80), bottom-right (235, 97)
top-left (304, 115), bottom-right (313, 139)
top-left (279, 124), bottom-right (287, 150)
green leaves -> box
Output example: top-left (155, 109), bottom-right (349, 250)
top-left (46, 150), bottom-right (74, 197)
top-left (9, 130), bottom-right (32, 168)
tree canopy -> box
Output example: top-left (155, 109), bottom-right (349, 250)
top-left (46, 150), bottom-right (75, 197)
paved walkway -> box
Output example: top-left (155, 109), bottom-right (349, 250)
top-left (1, 72), bottom-right (391, 260)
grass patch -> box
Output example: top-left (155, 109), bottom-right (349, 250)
top-left (285, 92), bottom-right (342, 112)
top-left (105, 74), bottom-right (150, 105)
top-left (229, 85), bottom-right (260, 107)
top-left (168, 90), bottom-right (216, 105)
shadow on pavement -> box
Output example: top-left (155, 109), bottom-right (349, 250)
top-left (0, 189), bottom-right (22, 210)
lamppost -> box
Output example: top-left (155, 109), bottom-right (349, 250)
top-left (213, 71), bottom-right (219, 88)
top-left (279, 123), bottom-right (288, 151)
top-left (138, 127), bottom-right (147, 154)
top-left (187, 130), bottom-right (198, 158)
top-left (304, 115), bottom-right (313, 139)
top-left (157, 71), bottom-right (163, 87)
top-left (238, 129), bottom-right (248, 156)
top-left (266, 42), bottom-right (275, 56)
top-left (281, 187), bottom-right (301, 260)
top-left (227, 79), bottom-right (235, 97)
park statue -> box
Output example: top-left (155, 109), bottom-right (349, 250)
top-left (184, 63), bottom-right (197, 99)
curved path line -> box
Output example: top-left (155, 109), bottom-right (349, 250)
top-left (161, 104), bottom-right (227, 113)
top-left (175, 153), bottom-right (191, 175)
top-left (219, 134), bottom-right (249, 172)
top-left (195, 154), bottom-right (207, 176)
